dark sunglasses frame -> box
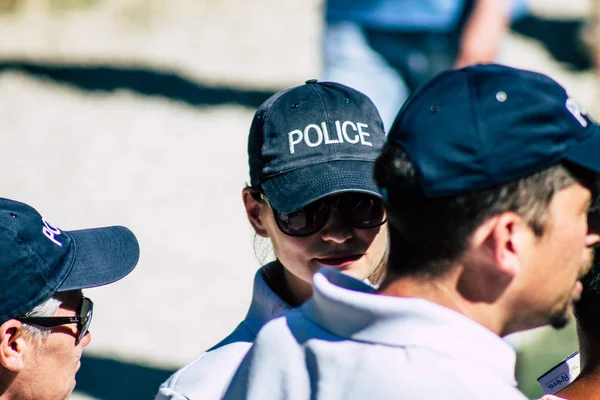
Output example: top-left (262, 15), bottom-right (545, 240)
top-left (261, 192), bottom-right (387, 237)
top-left (17, 296), bottom-right (93, 345)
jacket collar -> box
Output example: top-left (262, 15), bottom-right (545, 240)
top-left (302, 268), bottom-right (518, 387)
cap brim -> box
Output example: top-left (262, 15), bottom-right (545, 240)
top-left (57, 226), bottom-right (140, 291)
top-left (566, 124), bottom-right (600, 173)
top-left (261, 160), bottom-right (381, 213)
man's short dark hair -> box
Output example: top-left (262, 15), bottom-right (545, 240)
top-left (374, 143), bottom-right (597, 277)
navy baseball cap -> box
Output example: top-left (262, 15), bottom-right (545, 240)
top-left (0, 198), bottom-right (140, 323)
top-left (383, 64), bottom-right (600, 202)
top-left (248, 79), bottom-right (386, 213)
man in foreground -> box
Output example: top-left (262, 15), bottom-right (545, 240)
top-left (224, 64), bottom-right (600, 399)
top-left (0, 197), bottom-right (140, 400)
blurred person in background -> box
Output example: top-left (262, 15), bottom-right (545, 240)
top-left (322, 0), bottom-right (527, 130)
top-left (0, 198), bottom-right (139, 400)
top-left (156, 80), bottom-right (389, 400)
top-left (224, 64), bottom-right (600, 400)
top-left (590, 0), bottom-right (600, 118)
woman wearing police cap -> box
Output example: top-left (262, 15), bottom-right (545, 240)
top-left (156, 79), bottom-right (388, 399)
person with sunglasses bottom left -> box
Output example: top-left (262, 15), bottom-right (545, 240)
top-left (0, 197), bottom-right (140, 400)
top-left (157, 79), bottom-right (388, 399)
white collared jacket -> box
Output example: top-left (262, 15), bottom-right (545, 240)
top-left (156, 263), bottom-right (291, 400)
top-left (225, 268), bottom-right (528, 400)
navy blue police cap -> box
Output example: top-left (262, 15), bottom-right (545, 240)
top-left (0, 198), bottom-right (140, 323)
top-left (383, 64), bottom-right (600, 203)
top-left (248, 79), bottom-right (386, 213)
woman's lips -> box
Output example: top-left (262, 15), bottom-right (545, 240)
top-left (314, 254), bottom-right (362, 267)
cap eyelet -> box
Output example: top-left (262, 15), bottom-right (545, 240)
top-left (291, 103), bottom-right (299, 108)
top-left (9, 212), bottom-right (16, 218)
top-left (496, 91), bottom-right (508, 102)
top-left (430, 105), bottom-right (440, 113)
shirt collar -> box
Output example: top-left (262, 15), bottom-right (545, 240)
top-left (302, 268), bottom-right (518, 387)
top-left (243, 263), bottom-right (293, 335)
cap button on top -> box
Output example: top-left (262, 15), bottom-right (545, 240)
top-left (305, 79), bottom-right (318, 84)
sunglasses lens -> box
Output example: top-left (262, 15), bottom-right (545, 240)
top-left (77, 298), bottom-right (93, 344)
top-left (274, 202), bottom-right (330, 236)
top-left (340, 194), bottom-right (387, 229)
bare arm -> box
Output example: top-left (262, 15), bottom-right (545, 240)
top-left (454, 0), bottom-right (512, 68)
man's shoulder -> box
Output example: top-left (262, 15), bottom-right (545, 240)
top-left (156, 323), bottom-right (256, 399)
top-left (223, 311), bottom-right (317, 400)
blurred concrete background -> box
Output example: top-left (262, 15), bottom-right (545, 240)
top-left (0, 0), bottom-right (598, 399)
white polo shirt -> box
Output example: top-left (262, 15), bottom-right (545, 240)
top-left (224, 268), bottom-right (527, 399)
top-left (156, 265), bottom-right (292, 400)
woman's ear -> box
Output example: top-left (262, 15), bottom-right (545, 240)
top-left (0, 320), bottom-right (28, 372)
top-left (242, 189), bottom-right (269, 238)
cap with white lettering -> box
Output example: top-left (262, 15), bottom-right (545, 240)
top-left (0, 197), bottom-right (140, 323)
top-left (248, 80), bottom-right (386, 212)
top-left (381, 64), bottom-right (600, 204)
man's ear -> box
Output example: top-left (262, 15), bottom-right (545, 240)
top-left (461, 213), bottom-right (523, 302)
top-left (0, 320), bottom-right (28, 372)
top-left (478, 212), bottom-right (525, 279)
top-left (242, 189), bottom-right (269, 238)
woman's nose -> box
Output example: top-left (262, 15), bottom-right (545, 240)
top-left (319, 208), bottom-right (353, 243)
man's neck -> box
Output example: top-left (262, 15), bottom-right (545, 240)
top-left (0, 374), bottom-right (18, 400)
top-left (377, 268), bottom-right (508, 335)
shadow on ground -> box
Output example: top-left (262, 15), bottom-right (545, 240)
top-left (512, 15), bottom-right (594, 72)
top-left (75, 354), bottom-right (176, 399)
top-left (0, 60), bottom-right (276, 108)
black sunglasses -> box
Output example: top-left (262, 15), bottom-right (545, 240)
top-left (263, 193), bottom-right (387, 237)
top-left (17, 296), bottom-right (93, 345)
